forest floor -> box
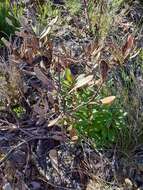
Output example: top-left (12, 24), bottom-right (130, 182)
top-left (0, 0), bottom-right (143, 190)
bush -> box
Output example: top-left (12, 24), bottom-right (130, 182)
top-left (0, 0), bottom-right (22, 44)
top-left (61, 72), bottom-right (127, 148)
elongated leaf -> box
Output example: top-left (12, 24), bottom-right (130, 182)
top-left (1, 37), bottom-right (11, 48)
top-left (69, 75), bottom-right (93, 93)
top-left (100, 60), bottom-right (109, 81)
top-left (48, 115), bottom-right (61, 127)
top-left (122, 35), bottom-right (134, 58)
top-left (40, 16), bottom-right (58, 40)
top-left (100, 96), bottom-right (116, 105)
top-left (65, 68), bottom-right (73, 83)
top-left (49, 149), bottom-right (59, 173)
top-left (6, 17), bottom-right (13, 26)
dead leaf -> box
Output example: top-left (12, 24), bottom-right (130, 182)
top-left (69, 75), bottom-right (93, 93)
top-left (49, 149), bottom-right (59, 174)
top-left (69, 127), bottom-right (78, 142)
top-left (40, 16), bottom-right (58, 40)
top-left (48, 115), bottom-right (61, 127)
top-left (100, 96), bottom-right (116, 105)
top-left (122, 34), bottom-right (134, 58)
top-left (91, 45), bottom-right (103, 57)
top-left (88, 79), bottom-right (102, 86)
top-left (100, 60), bottom-right (109, 81)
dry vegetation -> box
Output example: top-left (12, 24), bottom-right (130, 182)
top-left (0, 0), bottom-right (143, 189)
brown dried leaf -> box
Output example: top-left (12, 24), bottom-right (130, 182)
top-left (88, 79), bottom-right (102, 86)
top-left (100, 96), bottom-right (116, 105)
top-left (69, 127), bottom-right (78, 142)
top-left (122, 34), bottom-right (134, 58)
top-left (49, 149), bottom-right (59, 173)
top-left (48, 115), bottom-right (61, 127)
top-left (40, 16), bottom-right (58, 40)
top-left (100, 60), bottom-right (109, 81)
top-left (91, 45), bottom-right (103, 57)
top-left (69, 75), bottom-right (93, 93)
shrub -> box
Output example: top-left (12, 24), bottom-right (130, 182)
top-left (61, 72), bottom-right (127, 148)
top-left (0, 0), bottom-right (22, 45)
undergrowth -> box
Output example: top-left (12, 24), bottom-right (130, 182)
top-left (0, 0), bottom-right (23, 45)
top-left (0, 0), bottom-right (143, 188)
top-left (0, 0), bottom-right (140, 149)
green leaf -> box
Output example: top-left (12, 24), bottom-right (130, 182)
top-left (65, 68), bottom-right (73, 83)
